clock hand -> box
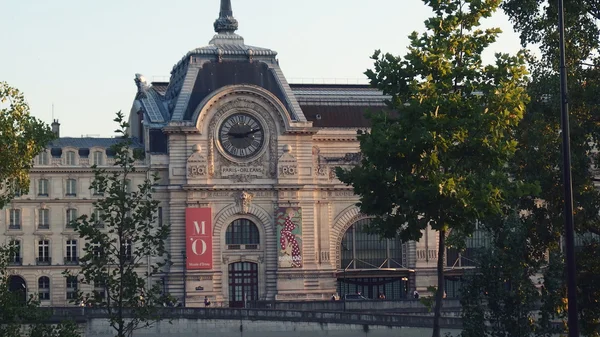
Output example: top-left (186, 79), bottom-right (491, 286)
top-left (243, 128), bottom-right (262, 136)
top-left (226, 131), bottom-right (245, 139)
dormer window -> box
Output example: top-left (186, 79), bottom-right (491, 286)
top-left (93, 151), bottom-right (103, 166)
top-left (38, 151), bottom-right (49, 165)
top-left (65, 151), bottom-right (76, 165)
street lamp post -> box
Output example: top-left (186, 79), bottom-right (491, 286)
top-left (557, 0), bottom-right (579, 335)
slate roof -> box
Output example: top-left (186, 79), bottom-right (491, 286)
top-left (302, 105), bottom-right (389, 128)
top-left (152, 82), bottom-right (169, 96)
top-left (49, 137), bottom-right (143, 149)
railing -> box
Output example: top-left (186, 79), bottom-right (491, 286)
top-left (247, 299), bottom-right (462, 313)
top-left (36, 257), bottom-right (52, 266)
top-left (64, 257), bottom-right (79, 265)
top-left (40, 307), bottom-right (464, 328)
top-left (8, 258), bottom-right (22, 266)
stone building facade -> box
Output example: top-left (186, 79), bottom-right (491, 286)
top-left (1, 124), bottom-right (148, 306)
top-left (125, 0), bottom-right (443, 307)
top-left (2, 0), bottom-right (462, 307)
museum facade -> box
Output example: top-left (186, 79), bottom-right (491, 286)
top-left (2, 0), bottom-right (482, 307)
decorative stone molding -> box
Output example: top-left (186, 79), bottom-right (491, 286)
top-left (234, 191), bottom-right (254, 214)
top-left (186, 144), bottom-right (207, 178)
top-left (277, 144), bottom-right (298, 177)
top-left (312, 146), bottom-right (327, 176)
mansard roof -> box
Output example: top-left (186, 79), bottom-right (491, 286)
top-left (49, 137), bottom-right (143, 149)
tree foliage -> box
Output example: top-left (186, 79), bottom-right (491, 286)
top-left (336, 1), bottom-right (529, 336)
top-left (64, 112), bottom-right (172, 337)
top-left (499, 1), bottom-right (600, 334)
top-left (0, 82), bottom-right (56, 208)
top-left (460, 213), bottom-right (542, 337)
top-left (0, 244), bottom-right (80, 337)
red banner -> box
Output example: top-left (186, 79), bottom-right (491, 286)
top-left (185, 208), bottom-right (212, 270)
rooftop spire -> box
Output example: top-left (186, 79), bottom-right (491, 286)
top-left (214, 0), bottom-right (238, 34)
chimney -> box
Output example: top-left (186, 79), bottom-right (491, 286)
top-left (51, 119), bottom-right (60, 138)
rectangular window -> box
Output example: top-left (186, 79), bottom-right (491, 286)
top-left (12, 182), bottom-right (21, 197)
top-left (94, 278), bottom-right (106, 300)
top-left (37, 239), bottom-right (50, 265)
top-left (92, 186), bottom-right (103, 196)
top-left (66, 179), bottom-right (77, 196)
top-left (124, 179), bottom-right (131, 193)
top-left (9, 240), bottom-right (21, 265)
top-left (158, 207), bottom-right (163, 226)
top-left (93, 151), bottom-right (103, 166)
top-left (66, 209), bottom-right (77, 228)
top-left (92, 243), bottom-right (103, 261)
top-left (38, 277), bottom-right (50, 301)
top-left (9, 209), bottom-right (21, 230)
top-left (38, 151), bottom-right (49, 165)
top-left (66, 276), bottom-right (78, 300)
top-left (122, 239), bottom-right (132, 261)
top-left (65, 239), bottom-right (78, 264)
top-left (66, 151), bottom-right (76, 165)
top-left (38, 209), bottom-right (50, 229)
top-left (38, 179), bottom-right (49, 196)
top-left (94, 209), bottom-right (105, 228)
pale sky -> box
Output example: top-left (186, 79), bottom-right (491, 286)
top-left (0, 0), bottom-right (524, 137)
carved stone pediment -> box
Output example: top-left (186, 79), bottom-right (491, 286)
top-left (187, 145), bottom-right (208, 178)
top-left (278, 144), bottom-right (298, 177)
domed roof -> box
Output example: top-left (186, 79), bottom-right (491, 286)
top-left (172, 0), bottom-right (277, 70)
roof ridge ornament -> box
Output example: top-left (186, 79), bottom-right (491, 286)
top-left (214, 0), bottom-right (238, 34)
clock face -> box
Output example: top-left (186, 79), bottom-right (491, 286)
top-left (218, 113), bottom-right (265, 159)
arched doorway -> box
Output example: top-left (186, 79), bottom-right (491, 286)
top-left (228, 262), bottom-right (258, 307)
top-left (8, 275), bottom-right (27, 305)
top-left (337, 218), bottom-right (409, 300)
top-left (224, 219), bottom-right (261, 307)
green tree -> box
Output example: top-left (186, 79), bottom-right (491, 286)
top-left (502, 0), bottom-right (600, 65)
top-left (64, 112), bottom-right (172, 337)
top-left (502, 1), bottom-right (600, 334)
top-left (0, 244), bottom-right (80, 337)
top-left (336, 1), bottom-right (529, 336)
top-left (460, 213), bottom-right (541, 337)
top-left (0, 82), bottom-right (56, 207)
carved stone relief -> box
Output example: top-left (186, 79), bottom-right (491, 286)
top-left (235, 191), bottom-right (254, 214)
top-left (186, 144), bottom-right (207, 179)
top-left (277, 144), bottom-right (298, 177)
top-left (312, 146), bottom-right (327, 177)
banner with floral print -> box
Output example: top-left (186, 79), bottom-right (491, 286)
top-left (276, 207), bottom-right (302, 268)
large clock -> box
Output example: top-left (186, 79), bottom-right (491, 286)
top-left (218, 113), bottom-right (265, 159)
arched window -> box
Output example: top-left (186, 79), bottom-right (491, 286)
top-left (38, 276), bottom-right (50, 300)
top-left (225, 219), bottom-right (260, 245)
top-left (340, 218), bottom-right (403, 270)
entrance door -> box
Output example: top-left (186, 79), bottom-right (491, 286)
top-left (228, 262), bottom-right (258, 308)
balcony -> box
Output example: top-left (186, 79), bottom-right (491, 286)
top-left (8, 224), bottom-right (21, 230)
top-left (8, 258), bottom-right (21, 266)
top-left (38, 224), bottom-right (50, 230)
top-left (64, 257), bottom-right (79, 265)
top-left (227, 244), bottom-right (260, 250)
top-left (36, 257), bottom-right (52, 266)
